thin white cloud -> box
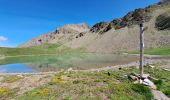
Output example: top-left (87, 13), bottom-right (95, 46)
top-left (0, 36), bottom-right (14, 47)
top-left (0, 36), bottom-right (8, 42)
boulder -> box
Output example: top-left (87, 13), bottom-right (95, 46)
top-left (140, 79), bottom-right (157, 89)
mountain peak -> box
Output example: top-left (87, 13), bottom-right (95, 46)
top-left (57, 23), bottom-right (90, 33)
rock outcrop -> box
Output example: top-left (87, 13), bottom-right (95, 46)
top-left (155, 11), bottom-right (170, 30)
top-left (90, 22), bottom-right (109, 33)
top-left (102, 7), bottom-right (153, 33)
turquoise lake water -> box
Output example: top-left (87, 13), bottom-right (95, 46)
top-left (0, 54), bottom-right (138, 73)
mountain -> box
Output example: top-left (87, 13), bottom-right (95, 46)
top-left (19, 23), bottom-right (90, 48)
top-left (19, 1), bottom-right (170, 53)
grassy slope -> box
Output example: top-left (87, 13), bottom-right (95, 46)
top-left (1, 66), bottom-right (169, 100)
top-left (144, 47), bottom-right (170, 55)
top-left (1, 45), bottom-right (170, 56)
top-left (0, 44), bottom-right (88, 67)
top-left (0, 44), bottom-right (66, 56)
top-left (131, 46), bottom-right (170, 56)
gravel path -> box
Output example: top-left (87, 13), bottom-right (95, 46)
top-left (152, 90), bottom-right (170, 100)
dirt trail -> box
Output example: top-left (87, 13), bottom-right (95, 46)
top-left (152, 90), bottom-right (170, 100)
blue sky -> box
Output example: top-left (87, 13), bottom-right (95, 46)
top-left (0, 0), bottom-right (159, 47)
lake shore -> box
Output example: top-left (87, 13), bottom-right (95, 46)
top-left (0, 61), bottom-right (170, 100)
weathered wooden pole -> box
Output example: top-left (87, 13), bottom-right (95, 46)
top-left (139, 23), bottom-right (144, 79)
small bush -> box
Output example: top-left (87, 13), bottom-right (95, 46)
top-left (153, 79), bottom-right (163, 90)
top-left (0, 88), bottom-right (10, 97)
top-left (52, 74), bottom-right (64, 84)
top-left (0, 87), bottom-right (15, 98)
top-left (39, 88), bottom-right (49, 96)
top-left (63, 96), bottom-right (72, 100)
top-left (164, 90), bottom-right (170, 97)
top-left (132, 84), bottom-right (153, 100)
top-left (73, 80), bottom-right (81, 84)
top-left (28, 87), bottom-right (50, 97)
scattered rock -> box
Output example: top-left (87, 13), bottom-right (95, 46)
top-left (67, 68), bottom-right (73, 72)
top-left (75, 32), bottom-right (86, 38)
top-left (128, 75), bottom-right (138, 81)
top-left (119, 67), bottom-right (122, 70)
top-left (0, 77), bottom-right (4, 81)
top-left (149, 65), bottom-right (155, 69)
top-left (142, 74), bottom-right (150, 79)
top-left (128, 73), bottom-right (157, 89)
top-left (107, 72), bottom-right (111, 76)
top-left (140, 79), bottom-right (157, 89)
top-left (17, 75), bottom-right (24, 78)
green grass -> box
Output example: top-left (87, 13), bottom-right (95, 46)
top-left (0, 66), bottom-right (169, 100)
top-left (132, 84), bottom-right (153, 100)
top-left (144, 47), bottom-right (170, 55)
top-left (131, 46), bottom-right (170, 56)
top-left (144, 65), bottom-right (170, 97)
top-left (0, 44), bottom-right (64, 56)
top-left (17, 67), bottom-right (154, 100)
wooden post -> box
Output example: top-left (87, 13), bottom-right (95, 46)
top-left (139, 23), bottom-right (144, 79)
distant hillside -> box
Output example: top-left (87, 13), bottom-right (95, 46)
top-left (19, 1), bottom-right (170, 53)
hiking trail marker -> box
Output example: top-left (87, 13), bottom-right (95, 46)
top-left (139, 23), bottom-right (144, 79)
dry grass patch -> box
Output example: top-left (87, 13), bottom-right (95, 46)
top-left (2, 75), bottom-right (22, 83)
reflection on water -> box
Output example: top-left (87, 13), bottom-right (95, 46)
top-left (0, 54), bottom-right (138, 73)
top-left (0, 64), bottom-right (38, 73)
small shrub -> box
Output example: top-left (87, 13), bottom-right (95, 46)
top-left (48, 82), bottom-right (56, 85)
top-left (164, 89), bottom-right (170, 97)
top-left (73, 80), bottom-right (81, 84)
top-left (63, 96), bottom-right (72, 100)
top-left (94, 79), bottom-right (100, 82)
top-left (0, 88), bottom-right (9, 96)
top-left (153, 79), bottom-right (163, 89)
top-left (52, 75), bottom-right (64, 84)
top-left (132, 84), bottom-right (153, 100)
top-left (39, 88), bottom-right (49, 96)
top-left (28, 87), bottom-right (49, 97)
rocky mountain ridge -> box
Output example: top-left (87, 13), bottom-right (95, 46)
top-left (19, 1), bottom-right (170, 53)
top-left (19, 23), bottom-right (90, 47)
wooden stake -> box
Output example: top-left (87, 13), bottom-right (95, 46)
top-left (139, 23), bottom-right (144, 79)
